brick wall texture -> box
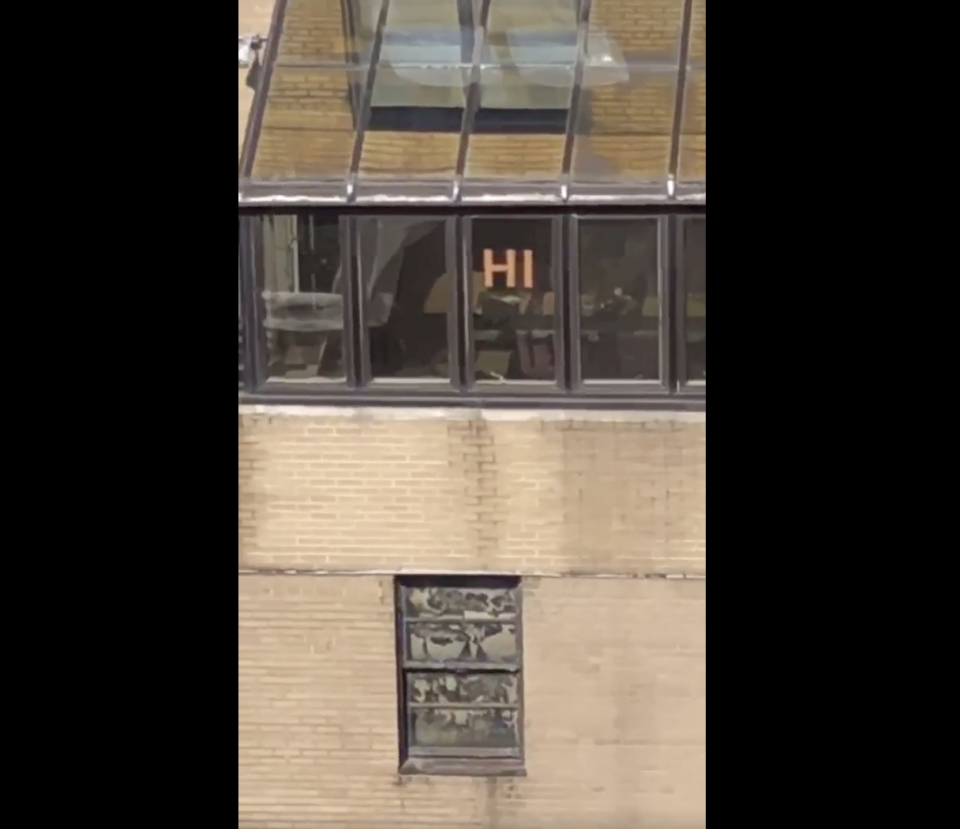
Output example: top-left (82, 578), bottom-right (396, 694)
top-left (238, 407), bottom-right (706, 828)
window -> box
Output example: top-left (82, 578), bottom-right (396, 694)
top-left (258, 214), bottom-right (346, 381)
top-left (396, 576), bottom-right (523, 776)
top-left (240, 209), bottom-right (706, 405)
top-left (468, 217), bottom-right (558, 384)
top-left (357, 217), bottom-right (454, 382)
top-left (240, 0), bottom-right (704, 201)
top-left (576, 218), bottom-right (661, 382)
top-left (681, 217), bottom-right (706, 383)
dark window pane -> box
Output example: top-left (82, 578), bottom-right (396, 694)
top-left (578, 219), bottom-right (660, 381)
top-left (409, 707), bottom-right (520, 751)
top-left (469, 218), bottom-right (557, 383)
top-left (407, 672), bottom-right (519, 706)
top-left (684, 219), bottom-right (706, 382)
top-left (259, 214), bottom-right (345, 382)
top-left (402, 584), bottom-right (518, 619)
top-left (406, 620), bottom-right (519, 663)
top-left (357, 218), bottom-right (452, 381)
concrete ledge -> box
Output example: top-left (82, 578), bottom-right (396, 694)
top-left (238, 404), bottom-right (707, 423)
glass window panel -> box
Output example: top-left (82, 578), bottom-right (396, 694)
top-left (588, 0), bottom-right (684, 64)
top-left (406, 620), bottom-right (519, 663)
top-left (357, 218), bottom-right (452, 381)
top-left (251, 67), bottom-right (364, 180)
top-left (469, 218), bottom-right (558, 384)
top-left (578, 219), bottom-right (660, 381)
top-left (407, 672), bottom-right (519, 707)
top-left (369, 0), bottom-right (471, 112)
top-left (358, 133), bottom-right (461, 177)
top-left (402, 584), bottom-right (519, 619)
top-left (464, 0), bottom-right (575, 177)
top-left (689, 0), bottom-right (706, 63)
top-left (259, 214), bottom-right (346, 382)
top-left (408, 707), bottom-right (520, 750)
top-left (238, 40), bottom-right (260, 163)
top-left (570, 66), bottom-right (675, 184)
top-left (463, 134), bottom-right (567, 180)
top-left (239, 1), bottom-right (271, 164)
top-left (481, 0), bottom-right (579, 69)
top-left (683, 219), bottom-right (706, 382)
top-left (678, 69), bottom-right (706, 183)
top-left (275, 0), bottom-right (364, 65)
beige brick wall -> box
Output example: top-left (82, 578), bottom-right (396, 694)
top-left (238, 408), bottom-right (706, 574)
top-left (238, 407), bottom-right (706, 827)
top-left (239, 574), bottom-right (705, 828)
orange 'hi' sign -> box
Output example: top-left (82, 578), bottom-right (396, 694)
top-left (482, 248), bottom-right (534, 289)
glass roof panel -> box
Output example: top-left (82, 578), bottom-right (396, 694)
top-left (369, 0), bottom-right (471, 108)
top-left (463, 0), bottom-right (577, 181)
top-left (358, 0), bottom-right (470, 180)
top-left (690, 0), bottom-right (706, 64)
top-left (677, 68), bottom-right (705, 183)
top-left (239, 0), bottom-right (274, 165)
top-left (569, 65), bottom-right (676, 185)
top-left (588, 0), bottom-right (684, 64)
top-left (250, 67), bottom-right (365, 181)
top-left (275, 0), bottom-right (367, 65)
top-left (358, 132), bottom-right (462, 178)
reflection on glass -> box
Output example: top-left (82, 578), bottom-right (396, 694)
top-left (357, 218), bottom-right (451, 380)
top-left (463, 0), bottom-right (575, 178)
top-left (402, 584), bottom-right (518, 619)
top-left (470, 219), bottom-right (557, 383)
top-left (409, 707), bottom-right (520, 750)
top-left (690, 0), bottom-right (707, 63)
top-left (578, 220), bottom-right (660, 380)
top-left (406, 620), bottom-right (519, 663)
top-left (369, 0), bottom-right (469, 116)
top-left (678, 69), bottom-right (706, 182)
top-left (684, 219), bottom-right (706, 381)
top-left (588, 0), bottom-right (685, 63)
top-left (259, 214), bottom-right (345, 381)
top-left (274, 0), bottom-right (361, 64)
top-left (360, 1), bottom-right (470, 173)
top-left (251, 68), bottom-right (363, 181)
top-left (570, 67), bottom-right (676, 184)
top-left (478, 0), bottom-right (577, 116)
top-left (407, 672), bottom-right (518, 706)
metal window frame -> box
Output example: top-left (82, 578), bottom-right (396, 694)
top-left (395, 575), bottom-right (525, 777)
top-left (250, 212), bottom-right (360, 392)
top-left (675, 213), bottom-right (706, 395)
top-left (355, 215), bottom-right (462, 390)
top-left (237, 0), bottom-right (705, 207)
top-left (568, 214), bottom-right (674, 397)
top-left (462, 213), bottom-right (568, 396)
top-left (238, 207), bottom-right (706, 410)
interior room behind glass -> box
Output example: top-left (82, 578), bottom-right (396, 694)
top-left (683, 219), bottom-right (705, 381)
top-left (577, 219), bottom-right (660, 381)
top-left (258, 214), bottom-right (345, 381)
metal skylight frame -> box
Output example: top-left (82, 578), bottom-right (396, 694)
top-left (238, 0), bottom-right (704, 206)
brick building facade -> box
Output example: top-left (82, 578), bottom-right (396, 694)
top-left (239, 0), bottom-right (706, 825)
top-left (239, 408), bottom-right (706, 827)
